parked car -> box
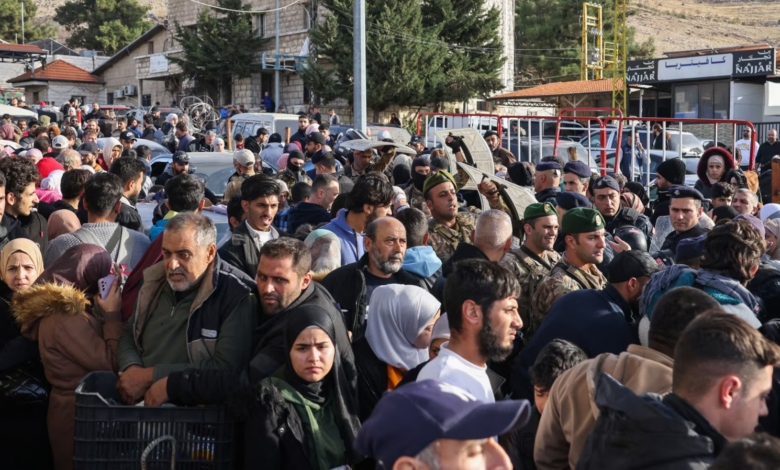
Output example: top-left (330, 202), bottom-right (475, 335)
top-left (579, 128), bottom-right (704, 157)
top-left (330, 123), bottom-right (412, 145)
top-left (218, 113), bottom-right (301, 141)
top-left (137, 201), bottom-right (230, 241)
top-left (97, 138), bottom-right (171, 160)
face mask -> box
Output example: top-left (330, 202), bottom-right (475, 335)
top-left (288, 161), bottom-right (303, 173)
top-left (412, 170), bottom-right (429, 191)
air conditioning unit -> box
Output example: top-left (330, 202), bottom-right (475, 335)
top-left (114, 89), bottom-right (125, 99)
top-left (124, 84), bottom-right (137, 96)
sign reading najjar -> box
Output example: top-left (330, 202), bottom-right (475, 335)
top-left (627, 48), bottom-right (776, 85)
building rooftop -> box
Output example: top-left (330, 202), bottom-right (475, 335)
top-left (490, 78), bottom-right (621, 100)
top-left (8, 59), bottom-right (102, 84)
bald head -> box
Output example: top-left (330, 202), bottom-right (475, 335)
top-left (365, 217), bottom-right (407, 275)
top-left (473, 209), bottom-right (513, 260)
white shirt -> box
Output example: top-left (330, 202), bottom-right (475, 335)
top-left (735, 138), bottom-right (758, 166)
top-left (417, 342), bottom-right (494, 403)
top-left (244, 220), bottom-right (278, 252)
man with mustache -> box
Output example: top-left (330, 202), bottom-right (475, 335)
top-left (116, 213), bottom-right (258, 404)
top-left (321, 216), bottom-right (426, 341)
top-left (425, 170), bottom-right (479, 262)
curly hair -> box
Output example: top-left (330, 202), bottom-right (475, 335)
top-left (700, 219), bottom-right (766, 283)
top-left (0, 158), bottom-right (38, 197)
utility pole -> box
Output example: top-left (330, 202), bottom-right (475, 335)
top-left (21, 1), bottom-right (25, 44)
top-left (353, 0), bottom-right (366, 132)
top-left (275, 0), bottom-right (280, 114)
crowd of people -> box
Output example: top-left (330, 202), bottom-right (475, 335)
top-left (3, 99), bottom-right (780, 470)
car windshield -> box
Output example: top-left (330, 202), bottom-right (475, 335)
top-left (189, 162), bottom-right (235, 196)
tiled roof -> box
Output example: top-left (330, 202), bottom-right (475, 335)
top-left (8, 60), bottom-right (102, 84)
top-left (0, 43), bottom-right (45, 53)
top-left (490, 78), bottom-right (621, 100)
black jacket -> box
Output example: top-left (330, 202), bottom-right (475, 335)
top-left (352, 337), bottom-right (387, 422)
top-left (118, 198), bottom-right (143, 233)
top-left (187, 137), bottom-right (215, 153)
top-left (757, 141), bottom-right (780, 172)
top-left (290, 130), bottom-right (307, 149)
top-left (286, 202), bottom-right (332, 235)
top-left (660, 224), bottom-right (710, 254)
top-left (244, 136), bottom-right (262, 155)
top-left (0, 216), bottom-right (29, 253)
top-left (407, 266), bottom-right (442, 292)
top-left (535, 186), bottom-right (560, 206)
top-left (154, 168), bottom-right (219, 204)
top-left (431, 242), bottom-right (490, 303)
top-left (37, 200), bottom-right (77, 220)
top-left (5, 212), bottom-right (47, 255)
top-left (749, 261), bottom-right (780, 323)
top-left (604, 206), bottom-right (654, 249)
top-left (649, 190), bottom-right (671, 226)
top-left (141, 125), bottom-right (157, 140)
top-left (218, 221), bottom-right (290, 278)
top-left (0, 280), bottom-right (38, 372)
top-left (577, 373), bottom-right (723, 470)
top-left (320, 254), bottom-right (425, 341)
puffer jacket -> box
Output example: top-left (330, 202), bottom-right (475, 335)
top-left (694, 147), bottom-right (735, 199)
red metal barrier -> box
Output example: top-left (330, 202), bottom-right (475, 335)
top-left (553, 108), bottom-right (624, 176)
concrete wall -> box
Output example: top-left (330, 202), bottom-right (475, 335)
top-left (21, 82), bottom-right (103, 108)
top-left (0, 54), bottom-right (110, 100)
top-left (731, 82), bottom-right (765, 124)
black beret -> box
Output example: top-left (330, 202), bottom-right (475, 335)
top-left (607, 251), bottom-right (662, 283)
top-left (563, 161), bottom-right (591, 178)
top-left (536, 161), bottom-right (562, 172)
top-left (669, 185), bottom-right (703, 201)
top-left (555, 191), bottom-right (591, 210)
top-left (675, 235), bottom-right (706, 263)
top-left (593, 175), bottom-right (620, 192)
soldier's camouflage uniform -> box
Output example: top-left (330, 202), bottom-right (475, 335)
top-left (428, 212), bottom-right (479, 262)
top-left (275, 169), bottom-right (312, 188)
top-left (343, 147), bottom-right (396, 183)
top-left (529, 253), bottom-right (607, 334)
top-left (500, 247), bottom-right (561, 330)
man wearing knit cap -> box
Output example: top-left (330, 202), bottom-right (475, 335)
top-left (660, 185), bottom-right (709, 254)
top-left (563, 161), bottom-right (592, 195)
top-left (650, 158), bottom-right (687, 225)
top-left (535, 161), bottom-right (562, 206)
top-left (484, 130), bottom-right (516, 167)
top-left (501, 202), bottom-right (561, 328)
top-left (592, 175), bottom-right (654, 249)
top-left (530, 207), bottom-right (608, 333)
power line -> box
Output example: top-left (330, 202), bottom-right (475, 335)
top-left (186, 0), bottom-right (303, 14)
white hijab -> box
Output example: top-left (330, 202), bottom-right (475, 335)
top-left (365, 285), bottom-right (441, 370)
top-left (41, 169), bottom-right (64, 192)
top-left (103, 137), bottom-right (121, 168)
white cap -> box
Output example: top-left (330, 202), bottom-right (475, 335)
top-left (233, 149), bottom-right (255, 166)
top-left (377, 130), bottom-right (392, 141)
top-left (52, 135), bottom-right (69, 150)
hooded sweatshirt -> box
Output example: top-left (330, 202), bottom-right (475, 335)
top-left (402, 246), bottom-right (442, 279)
top-left (286, 202), bottom-right (332, 235)
top-left (534, 345), bottom-right (673, 470)
top-left (320, 209), bottom-right (364, 266)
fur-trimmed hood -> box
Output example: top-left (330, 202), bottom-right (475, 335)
top-left (12, 283), bottom-right (90, 340)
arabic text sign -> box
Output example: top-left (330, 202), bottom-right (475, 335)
top-left (658, 55), bottom-right (732, 81)
top-left (627, 48), bottom-right (775, 85)
top-left (733, 49), bottom-right (776, 77)
top-left (149, 54), bottom-right (169, 74)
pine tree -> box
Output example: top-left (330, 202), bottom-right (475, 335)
top-left (56, 0), bottom-right (152, 55)
top-left (0, 0), bottom-right (57, 43)
top-left (169, 0), bottom-right (269, 97)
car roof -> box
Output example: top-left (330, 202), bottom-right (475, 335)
top-left (229, 113), bottom-right (303, 122)
top-left (151, 152), bottom-right (278, 170)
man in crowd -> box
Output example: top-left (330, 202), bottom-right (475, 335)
top-left (175, 122), bottom-right (195, 153)
top-left (119, 130), bottom-right (136, 150)
top-left (142, 115), bottom-right (157, 140)
top-left (45, 169), bottom-right (88, 216)
top-left (223, 149), bottom-right (257, 201)
top-left (502, 202), bottom-right (561, 329)
top-left (711, 182), bottom-right (734, 209)
top-left (425, 170), bottom-right (478, 262)
top-left (261, 133), bottom-right (284, 167)
top-left (219, 175), bottom-right (286, 277)
top-left (343, 145), bottom-right (395, 183)
top-left (275, 150), bottom-right (311, 188)
top-left (328, 108), bottom-right (340, 125)
top-left (534, 161), bottom-right (561, 205)
top-left (273, 182), bottom-right (309, 233)
top-left (660, 186), bottom-right (709, 255)
top-left (531, 207), bottom-right (608, 333)
top-left (290, 114), bottom-right (309, 148)
top-left (649, 158), bottom-right (687, 225)
top-left (562, 161), bottom-right (591, 195)
top-left (534, 287), bottom-right (721, 470)
top-left (408, 135), bottom-right (426, 156)
top-left (619, 131), bottom-right (647, 181)
top-left (578, 312), bottom-right (780, 467)
top-left (156, 151), bottom-right (191, 187)
top-left (188, 130), bottom-right (216, 152)
top-left (592, 175), bottom-right (653, 248)
top-left (286, 174), bottom-right (338, 234)
top-left (396, 207), bottom-right (442, 290)
top-left (757, 129), bottom-right (780, 173)
top-left (310, 150), bottom-right (354, 193)
top-left (732, 188), bottom-right (759, 216)
top-left (44, 173), bottom-right (150, 269)
top-left (109, 156), bottom-right (146, 232)
top-left (418, 259), bottom-right (520, 403)
top-left (85, 102), bottom-right (101, 121)
top-left (405, 157), bottom-right (431, 212)
top-left (483, 130), bottom-right (516, 167)
top-left (735, 127), bottom-right (758, 171)
top-left (149, 174), bottom-right (207, 241)
top-left (0, 158), bottom-right (47, 253)
top-left (321, 217), bottom-right (424, 339)
top-left (305, 132), bottom-right (326, 160)
top-left (116, 213), bottom-right (258, 404)
top-left (243, 127), bottom-right (268, 155)
top-left (77, 142), bottom-right (102, 172)
top-left (355, 380), bottom-right (527, 470)
top-left (321, 173), bottom-right (393, 266)
top-left (56, 149), bottom-right (82, 171)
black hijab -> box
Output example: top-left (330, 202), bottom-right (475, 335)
top-left (392, 163), bottom-right (411, 187)
top-left (411, 157), bottom-right (430, 191)
top-left (508, 162), bottom-right (534, 187)
top-left (624, 181), bottom-right (649, 207)
top-left (283, 304), bottom-right (362, 461)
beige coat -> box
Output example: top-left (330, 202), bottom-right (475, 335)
top-left (534, 345), bottom-right (674, 470)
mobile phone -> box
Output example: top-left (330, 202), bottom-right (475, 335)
top-left (98, 274), bottom-right (115, 300)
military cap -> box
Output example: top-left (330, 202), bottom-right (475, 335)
top-left (524, 202), bottom-right (558, 221)
top-left (593, 175), bottom-right (620, 193)
top-left (556, 191), bottom-right (591, 210)
top-left (675, 235), bottom-right (706, 263)
top-left (669, 185), bottom-right (703, 201)
top-left (423, 169), bottom-right (458, 196)
top-left (563, 161), bottom-right (591, 178)
top-left (536, 161), bottom-right (562, 172)
top-left (561, 207), bottom-right (605, 234)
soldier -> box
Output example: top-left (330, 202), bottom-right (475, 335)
top-left (660, 186), bottom-right (709, 255)
top-left (592, 175), bottom-right (653, 250)
top-left (344, 144), bottom-right (396, 183)
top-left (405, 157), bottom-right (431, 215)
top-left (425, 170), bottom-right (479, 262)
top-left (530, 207), bottom-right (609, 334)
top-left (275, 150), bottom-right (312, 188)
top-left (534, 161), bottom-right (561, 205)
top-left (501, 202), bottom-right (561, 329)
top-left (563, 161), bottom-right (592, 195)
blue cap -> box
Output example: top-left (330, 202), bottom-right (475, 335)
top-left (669, 185), bottom-right (703, 201)
top-left (536, 161), bottom-right (562, 171)
top-left (556, 191), bottom-right (591, 210)
top-left (172, 151), bottom-right (190, 164)
top-left (593, 175), bottom-right (620, 193)
top-left (675, 235), bottom-right (706, 262)
top-left (355, 380), bottom-right (531, 468)
top-left (563, 160), bottom-right (591, 178)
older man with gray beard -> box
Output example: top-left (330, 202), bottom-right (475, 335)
top-left (321, 216), bottom-right (427, 341)
top-left (116, 213), bottom-right (258, 404)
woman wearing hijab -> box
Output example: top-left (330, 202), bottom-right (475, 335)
top-left (37, 168), bottom-right (64, 203)
top-left (13, 244), bottom-right (122, 470)
top-left (428, 313), bottom-right (450, 360)
top-left (48, 210), bottom-right (81, 240)
top-left (99, 137), bottom-right (122, 170)
top-left (353, 284), bottom-right (440, 421)
top-left (694, 147), bottom-right (735, 199)
top-left (304, 229), bottom-right (342, 282)
top-left (507, 162), bottom-right (535, 187)
top-left (764, 219), bottom-right (780, 264)
top-left (48, 124), bottom-right (61, 140)
top-left (620, 191), bottom-right (645, 215)
top-left (0, 240), bottom-right (52, 469)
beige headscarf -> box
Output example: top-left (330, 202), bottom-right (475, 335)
top-left (0, 239), bottom-right (44, 280)
top-left (48, 210), bottom-right (82, 240)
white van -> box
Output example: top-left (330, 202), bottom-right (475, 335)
top-left (220, 113), bottom-right (302, 140)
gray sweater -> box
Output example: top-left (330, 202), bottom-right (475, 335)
top-left (44, 222), bottom-right (151, 269)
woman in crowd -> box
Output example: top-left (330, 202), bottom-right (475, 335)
top-left (99, 137), bottom-right (123, 170)
top-left (694, 147), bottom-right (735, 199)
top-left (0, 240), bottom-right (52, 469)
top-left (764, 219), bottom-right (780, 266)
top-left (214, 137), bottom-right (227, 152)
top-left (624, 181), bottom-right (652, 218)
top-left (428, 313), bottom-right (450, 360)
top-left (620, 191), bottom-right (645, 215)
top-left (304, 230), bottom-right (342, 282)
top-left (13, 244), bottom-right (122, 470)
top-left (353, 284), bottom-right (440, 421)
top-left (48, 210), bottom-right (81, 240)
top-left (48, 124), bottom-right (61, 140)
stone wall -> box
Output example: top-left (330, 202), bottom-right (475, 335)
top-left (22, 82), bottom-right (103, 108)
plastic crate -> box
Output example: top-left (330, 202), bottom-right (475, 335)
top-left (74, 371), bottom-right (234, 470)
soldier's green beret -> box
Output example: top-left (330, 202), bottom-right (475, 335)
top-left (423, 170), bottom-right (458, 196)
top-left (523, 202), bottom-right (558, 221)
top-left (561, 207), bottom-right (605, 234)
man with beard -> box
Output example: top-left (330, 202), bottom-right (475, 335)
top-left (109, 156), bottom-right (146, 232)
top-left (321, 173), bottom-right (395, 266)
top-left (501, 203), bottom-right (561, 330)
top-left (483, 130), bottom-right (516, 167)
top-left (592, 175), bottom-right (654, 249)
top-left (418, 259), bottom-right (521, 403)
top-left (116, 213), bottom-right (258, 404)
top-left (650, 158), bottom-right (686, 225)
top-left (290, 114), bottom-right (309, 148)
top-left (219, 175), bottom-right (288, 278)
top-left (530, 208), bottom-right (608, 334)
top-left (155, 151), bottom-right (191, 187)
top-left (757, 129), bottom-right (780, 173)
top-left (405, 157), bottom-right (431, 214)
top-left (321, 216), bottom-right (425, 340)
top-left (534, 161), bottom-right (561, 205)
top-left (304, 131), bottom-right (326, 160)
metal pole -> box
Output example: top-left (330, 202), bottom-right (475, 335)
top-left (21, 1), bottom-right (25, 44)
top-left (353, 0), bottom-right (367, 132)
top-left (274, 0), bottom-right (280, 113)
top-left (639, 89), bottom-right (643, 117)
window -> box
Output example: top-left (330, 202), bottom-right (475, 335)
top-left (142, 94), bottom-right (152, 107)
top-left (674, 81), bottom-right (729, 119)
top-left (303, 85), bottom-right (311, 104)
top-left (476, 100), bottom-right (489, 112)
top-left (253, 13), bottom-right (266, 37)
top-left (147, 42), bottom-right (154, 55)
top-left (107, 92), bottom-right (114, 105)
top-left (32, 92), bottom-right (39, 103)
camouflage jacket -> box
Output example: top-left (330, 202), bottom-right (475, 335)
top-left (529, 253), bottom-right (607, 334)
top-left (500, 247), bottom-right (561, 329)
top-left (428, 212), bottom-right (479, 262)
top-left (275, 170), bottom-right (312, 188)
top-left (343, 147), bottom-right (396, 183)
